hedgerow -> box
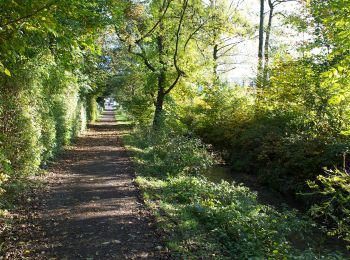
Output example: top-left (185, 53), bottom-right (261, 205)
top-left (0, 0), bottom-right (108, 209)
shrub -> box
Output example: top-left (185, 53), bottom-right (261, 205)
top-left (126, 127), bottom-right (343, 258)
top-left (306, 168), bottom-right (350, 248)
top-left (140, 175), bottom-right (345, 258)
top-left (0, 150), bottom-right (10, 196)
top-left (0, 84), bottom-right (42, 176)
top-left (226, 110), bottom-right (349, 194)
top-left (127, 126), bottom-right (214, 177)
top-left (187, 85), bottom-right (350, 196)
top-left (0, 50), bottom-right (93, 209)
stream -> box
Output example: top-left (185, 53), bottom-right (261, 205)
top-left (203, 165), bottom-right (235, 183)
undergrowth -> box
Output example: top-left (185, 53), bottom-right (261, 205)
top-left (123, 125), bottom-right (345, 259)
top-left (0, 176), bottom-right (44, 217)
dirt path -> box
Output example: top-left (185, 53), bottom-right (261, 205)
top-left (1, 110), bottom-right (167, 259)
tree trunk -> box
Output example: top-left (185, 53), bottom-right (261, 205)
top-left (210, 0), bottom-right (219, 85)
top-left (262, 0), bottom-right (273, 87)
top-left (257, 0), bottom-right (265, 89)
top-left (153, 15), bottom-right (166, 128)
top-left (153, 82), bottom-right (165, 127)
top-left (213, 43), bottom-right (219, 82)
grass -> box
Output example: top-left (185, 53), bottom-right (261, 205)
top-left (115, 109), bottom-right (133, 123)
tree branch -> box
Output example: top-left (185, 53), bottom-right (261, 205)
top-left (164, 0), bottom-right (188, 95)
top-left (127, 43), bottom-right (156, 72)
top-left (135, 0), bottom-right (172, 44)
top-left (116, 32), bottom-right (157, 72)
top-left (217, 39), bottom-right (245, 52)
top-left (0, 1), bottom-right (57, 28)
top-left (183, 19), bottom-right (208, 50)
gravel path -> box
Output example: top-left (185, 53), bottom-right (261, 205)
top-left (1, 110), bottom-right (167, 259)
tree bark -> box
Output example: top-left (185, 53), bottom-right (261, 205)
top-left (152, 0), bottom-right (187, 127)
top-left (257, 0), bottom-right (265, 89)
top-left (153, 79), bottom-right (165, 127)
top-left (213, 43), bottom-right (219, 81)
top-left (153, 12), bottom-right (166, 128)
top-left (211, 0), bottom-right (219, 84)
top-left (262, 0), bottom-right (273, 87)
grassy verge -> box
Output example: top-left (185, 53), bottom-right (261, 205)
top-left (115, 109), bottom-right (134, 125)
top-left (123, 127), bottom-right (346, 259)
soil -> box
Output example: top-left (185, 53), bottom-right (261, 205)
top-left (0, 110), bottom-right (168, 259)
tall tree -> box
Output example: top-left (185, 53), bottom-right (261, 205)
top-left (206, 0), bottom-right (252, 83)
top-left (117, 0), bottom-right (205, 127)
top-left (257, 0), bottom-right (265, 89)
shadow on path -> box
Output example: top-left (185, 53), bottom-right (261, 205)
top-left (2, 109), bottom-right (167, 259)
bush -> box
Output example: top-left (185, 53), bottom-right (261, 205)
top-left (127, 126), bottom-right (214, 177)
top-left (0, 150), bottom-right (10, 197)
top-left (0, 84), bottom-right (42, 176)
top-left (186, 83), bottom-right (350, 196)
top-left (226, 110), bottom-right (349, 194)
top-left (125, 126), bottom-right (343, 258)
top-left (0, 50), bottom-right (93, 209)
top-left (306, 168), bottom-right (350, 248)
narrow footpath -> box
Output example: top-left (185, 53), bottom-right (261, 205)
top-left (2, 110), bottom-right (167, 259)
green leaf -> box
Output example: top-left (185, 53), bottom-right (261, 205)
top-left (4, 68), bottom-right (11, 77)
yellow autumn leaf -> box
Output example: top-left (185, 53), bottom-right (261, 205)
top-left (4, 68), bottom-right (11, 77)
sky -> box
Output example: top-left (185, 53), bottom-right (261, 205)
top-left (221, 0), bottom-right (306, 84)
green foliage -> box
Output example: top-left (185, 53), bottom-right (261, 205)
top-left (0, 151), bottom-right (11, 197)
top-left (0, 59), bottom-right (89, 178)
top-left (126, 127), bottom-right (343, 258)
top-left (306, 168), bottom-right (350, 247)
top-left (86, 94), bottom-right (99, 123)
top-left (186, 53), bottom-right (350, 197)
top-left (183, 84), bottom-right (254, 149)
top-left (181, 52), bottom-right (350, 243)
top-left (0, 0), bottom-right (113, 208)
top-left (126, 126), bottom-right (214, 177)
top-left (0, 82), bottom-right (42, 176)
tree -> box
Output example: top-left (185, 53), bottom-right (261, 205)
top-left (202, 0), bottom-right (252, 83)
top-left (257, 0), bottom-right (265, 89)
top-left (257, 0), bottom-right (296, 89)
top-left (116, 0), bottom-right (207, 127)
top-left (0, 0), bottom-right (115, 180)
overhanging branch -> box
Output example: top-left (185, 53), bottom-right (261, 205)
top-left (164, 0), bottom-right (188, 95)
top-left (0, 0), bottom-right (58, 28)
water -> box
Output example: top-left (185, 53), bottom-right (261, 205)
top-left (203, 165), bottom-right (235, 184)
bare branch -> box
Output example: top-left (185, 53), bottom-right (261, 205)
top-left (217, 39), bottom-right (245, 52)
